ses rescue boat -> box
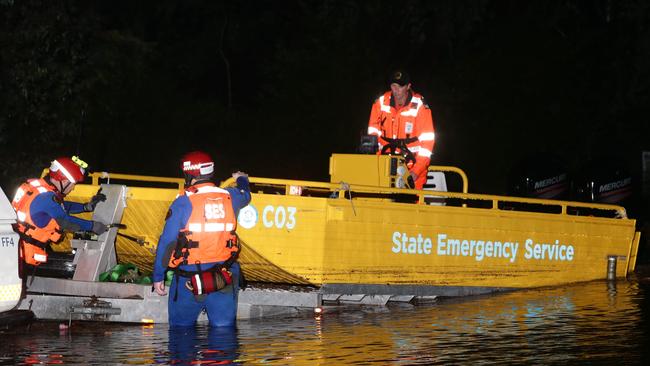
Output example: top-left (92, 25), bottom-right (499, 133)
top-left (51, 153), bottom-right (641, 297)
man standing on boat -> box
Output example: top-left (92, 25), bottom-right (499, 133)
top-left (11, 156), bottom-right (108, 266)
top-left (152, 151), bottom-right (251, 328)
top-left (367, 70), bottom-right (436, 189)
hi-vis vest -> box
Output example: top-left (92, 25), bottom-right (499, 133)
top-left (11, 178), bottom-right (63, 245)
top-left (169, 183), bottom-right (238, 267)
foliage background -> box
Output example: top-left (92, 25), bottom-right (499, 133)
top-left (1, 0), bottom-right (649, 197)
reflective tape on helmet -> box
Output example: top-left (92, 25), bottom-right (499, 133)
top-left (183, 162), bottom-right (214, 175)
top-left (51, 160), bottom-right (77, 182)
top-left (419, 132), bottom-right (435, 142)
top-left (199, 163), bottom-right (214, 175)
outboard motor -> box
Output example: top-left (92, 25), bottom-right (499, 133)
top-left (573, 158), bottom-right (634, 207)
top-left (507, 154), bottom-right (569, 200)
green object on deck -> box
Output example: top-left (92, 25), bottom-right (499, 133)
top-left (99, 263), bottom-right (144, 283)
top-left (98, 264), bottom-right (170, 286)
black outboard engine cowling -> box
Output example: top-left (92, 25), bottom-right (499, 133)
top-left (508, 154), bottom-right (570, 200)
top-left (573, 159), bottom-right (634, 206)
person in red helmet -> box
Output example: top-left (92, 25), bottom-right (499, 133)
top-left (367, 70), bottom-right (436, 189)
top-left (11, 156), bottom-right (108, 266)
top-left (152, 151), bottom-right (251, 328)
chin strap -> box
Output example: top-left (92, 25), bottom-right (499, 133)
top-left (43, 176), bottom-right (66, 200)
top-left (54, 180), bottom-right (71, 197)
top-left (183, 173), bottom-right (193, 188)
top-left (183, 174), bottom-right (213, 188)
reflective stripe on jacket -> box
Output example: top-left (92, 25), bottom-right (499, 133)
top-left (11, 178), bottom-right (62, 244)
top-left (368, 91), bottom-right (435, 179)
top-left (168, 182), bottom-right (238, 267)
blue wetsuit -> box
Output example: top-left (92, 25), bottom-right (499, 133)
top-left (153, 177), bottom-right (251, 327)
top-left (30, 192), bottom-right (94, 232)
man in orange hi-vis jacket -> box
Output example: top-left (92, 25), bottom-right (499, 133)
top-left (367, 70), bottom-right (435, 189)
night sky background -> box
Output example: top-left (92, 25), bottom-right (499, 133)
top-left (1, 1), bottom-right (649, 204)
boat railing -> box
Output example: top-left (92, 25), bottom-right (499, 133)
top-left (54, 170), bottom-right (626, 220)
top-left (221, 176), bottom-right (628, 219)
top-left (88, 172), bottom-right (185, 190)
top-left (41, 170), bottom-right (186, 190)
top-left (427, 165), bottom-right (469, 193)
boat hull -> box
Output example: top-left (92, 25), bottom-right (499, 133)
top-left (236, 193), bottom-right (638, 289)
top-left (54, 173), bottom-right (640, 294)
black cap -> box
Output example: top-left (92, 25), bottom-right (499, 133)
top-left (389, 70), bottom-right (410, 86)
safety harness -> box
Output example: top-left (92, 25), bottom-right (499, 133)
top-left (12, 222), bottom-right (60, 248)
top-left (167, 231), bottom-right (241, 300)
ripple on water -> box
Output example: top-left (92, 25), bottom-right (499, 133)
top-left (0, 279), bottom-right (648, 365)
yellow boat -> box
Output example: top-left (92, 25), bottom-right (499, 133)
top-left (53, 154), bottom-right (641, 296)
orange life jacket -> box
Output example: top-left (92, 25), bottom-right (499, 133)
top-left (11, 178), bottom-right (63, 264)
top-left (168, 183), bottom-right (239, 268)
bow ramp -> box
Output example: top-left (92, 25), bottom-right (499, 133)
top-left (18, 175), bottom-right (320, 324)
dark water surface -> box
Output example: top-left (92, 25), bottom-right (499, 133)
top-left (2, 272), bottom-right (650, 365)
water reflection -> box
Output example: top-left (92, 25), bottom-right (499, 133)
top-left (238, 280), bottom-right (646, 365)
top-left (163, 326), bottom-right (239, 365)
top-left (0, 279), bottom-right (647, 365)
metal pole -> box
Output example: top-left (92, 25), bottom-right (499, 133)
top-left (607, 255), bottom-right (617, 281)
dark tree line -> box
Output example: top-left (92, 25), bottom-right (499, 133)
top-left (1, 0), bottom-right (649, 195)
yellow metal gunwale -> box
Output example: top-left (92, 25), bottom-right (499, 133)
top-left (41, 168), bottom-right (622, 219)
top-left (88, 172), bottom-right (184, 190)
top-left (221, 176), bottom-right (628, 219)
top-left (40, 170), bottom-right (185, 190)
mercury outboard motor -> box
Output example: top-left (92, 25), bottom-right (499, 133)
top-left (573, 158), bottom-right (634, 206)
top-left (507, 154), bottom-right (569, 200)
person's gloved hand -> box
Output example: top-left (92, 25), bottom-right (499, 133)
top-left (91, 221), bottom-right (109, 235)
top-left (84, 190), bottom-right (107, 212)
top-left (232, 171), bottom-right (248, 180)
